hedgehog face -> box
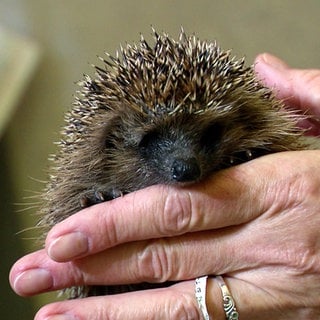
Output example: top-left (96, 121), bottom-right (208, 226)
top-left (99, 102), bottom-right (297, 190)
top-left (137, 113), bottom-right (226, 184)
top-left (99, 110), bottom-right (232, 187)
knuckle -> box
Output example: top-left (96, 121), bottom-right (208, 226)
top-left (136, 239), bottom-right (172, 282)
top-left (286, 167), bottom-right (320, 207)
top-left (160, 189), bottom-right (195, 235)
top-left (165, 289), bottom-right (202, 320)
top-left (295, 172), bottom-right (320, 202)
top-left (289, 244), bottom-right (320, 275)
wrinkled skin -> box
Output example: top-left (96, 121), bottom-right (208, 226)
top-left (10, 53), bottom-right (320, 319)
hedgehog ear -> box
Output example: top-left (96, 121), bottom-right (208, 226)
top-left (101, 116), bottom-right (123, 150)
top-left (104, 132), bottom-right (117, 149)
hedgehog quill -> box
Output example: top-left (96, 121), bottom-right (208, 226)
top-left (39, 29), bottom-right (306, 298)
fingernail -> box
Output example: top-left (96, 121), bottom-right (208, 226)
top-left (48, 232), bottom-right (88, 261)
top-left (14, 269), bottom-right (53, 295)
top-left (259, 53), bottom-right (288, 70)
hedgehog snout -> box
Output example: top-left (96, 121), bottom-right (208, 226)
top-left (171, 157), bottom-right (201, 182)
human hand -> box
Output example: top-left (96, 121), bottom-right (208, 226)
top-left (10, 55), bottom-right (320, 320)
top-left (10, 150), bottom-right (320, 319)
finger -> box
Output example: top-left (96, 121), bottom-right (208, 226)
top-left (9, 249), bottom-right (80, 297)
top-left (254, 53), bottom-right (320, 114)
top-left (11, 200), bottom-right (318, 297)
top-left (12, 251), bottom-right (319, 317)
top-left (45, 150), bottom-right (320, 262)
top-left (254, 53), bottom-right (320, 135)
top-left (10, 230), bottom-right (252, 296)
top-left (32, 280), bottom-right (252, 320)
top-left (33, 277), bottom-right (304, 320)
top-left (44, 160), bottom-right (264, 262)
top-left (33, 281), bottom-right (202, 320)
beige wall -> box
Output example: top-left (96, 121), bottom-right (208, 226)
top-left (1, 0), bottom-right (319, 318)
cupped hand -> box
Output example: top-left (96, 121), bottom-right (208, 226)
top-left (9, 54), bottom-right (320, 320)
top-left (10, 150), bottom-right (320, 319)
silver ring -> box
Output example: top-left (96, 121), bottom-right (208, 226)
top-left (195, 276), bottom-right (210, 320)
top-left (216, 276), bottom-right (239, 320)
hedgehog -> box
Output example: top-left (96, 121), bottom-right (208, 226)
top-left (39, 29), bottom-right (307, 298)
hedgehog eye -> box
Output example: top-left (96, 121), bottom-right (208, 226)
top-left (200, 122), bottom-right (225, 150)
top-left (138, 130), bottom-right (160, 150)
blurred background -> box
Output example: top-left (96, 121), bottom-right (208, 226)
top-left (1, 0), bottom-right (319, 318)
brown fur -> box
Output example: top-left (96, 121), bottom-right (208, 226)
top-left (39, 30), bottom-right (306, 297)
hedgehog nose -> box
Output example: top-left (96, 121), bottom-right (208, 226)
top-left (171, 157), bottom-right (201, 182)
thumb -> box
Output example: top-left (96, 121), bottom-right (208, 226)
top-left (254, 53), bottom-right (320, 135)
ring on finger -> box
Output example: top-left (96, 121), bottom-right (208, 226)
top-left (195, 275), bottom-right (239, 320)
top-left (216, 275), bottom-right (239, 320)
top-left (195, 276), bottom-right (210, 320)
